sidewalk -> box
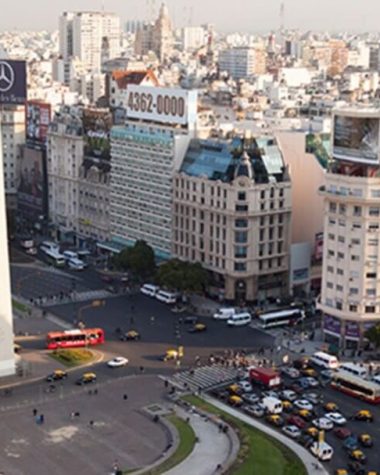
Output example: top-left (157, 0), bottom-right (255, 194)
top-left (203, 395), bottom-right (329, 475)
top-left (165, 406), bottom-right (237, 475)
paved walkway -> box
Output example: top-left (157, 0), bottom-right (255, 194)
top-left (203, 395), bottom-right (329, 475)
top-left (165, 407), bottom-right (234, 475)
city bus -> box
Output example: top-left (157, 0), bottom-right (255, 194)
top-left (44, 248), bottom-right (65, 267)
top-left (331, 371), bottom-right (380, 404)
top-left (46, 328), bottom-right (105, 350)
top-left (257, 308), bottom-right (305, 329)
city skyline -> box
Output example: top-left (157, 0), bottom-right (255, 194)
top-left (0, 0), bottom-right (378, 33)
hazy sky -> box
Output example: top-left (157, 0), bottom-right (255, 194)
top-left (0, 0), bottom-right (377, 32)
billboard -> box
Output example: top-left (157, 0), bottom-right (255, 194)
top-left (26, 101), bottom-right (51, 146)
top-left (345, 321), bottom-right (360, 340)
top-left (323, 314), bottom-right (341, 337)
top-left (18, 147), bottom-right (47, 218)
top-left (333, 115), bottom-right (380, 163)
top-left (83, 109), bottom-right (112, 160)
top-left (0, 60), bottom-right (27, 105)
top-left (126, 85), bottom-right (198, 126)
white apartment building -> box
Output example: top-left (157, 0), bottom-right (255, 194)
top-left (109, 121), bottom-right (192, 259)
top-left (318, 106), bottom-right (380, 349)
top-left (0, 127), bottom-right (15, 377)
top-left (59, 11), bottom-right (121, 74)
top-left (182, 26), bottom-right (206, 51)
top-left (0, 106), bottom-right (25, 209)
top-left (218, 46), bottom-right (266, 80)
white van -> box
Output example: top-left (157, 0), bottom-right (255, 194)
top-left (310, 441), bottom-right (334, 461)
top-left (156, 290), bottom-right (178, 304)
top-left (63, 250), bottom-right (78, 261)
top-left (371, 374), bottom-right (380, 385)
top-left (262, 396), bottom-right (282, 414)
top-left (140, 284), bottom-right (160, 297)
top-left (227, 312), bottom-right (252, 327)
top-left (213, 308), bottom-right (235, 320)
top-left (340, 362), bottom-right (368, 378)
top-left (40, 241), bottom-right (59, 254)
top-left (68, 257), bottom-right (85, 271)
top-left (310, 351), bottom-right (339, 370)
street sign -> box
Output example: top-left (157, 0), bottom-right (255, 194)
top-left (0, 60), bottom-right (26, 105)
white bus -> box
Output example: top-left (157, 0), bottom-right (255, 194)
top-left (44, 249), bottom-right (65, 267)
top-left (257, 308), bottom-right (305, 329)
top-left (340, 362), bottom-right (368, 378)
top-left (40, 241), bottom-right (59, 254)
top-left (310, 351), bottom-right (339, 370)
top-left (156, 290), bottom-right (178, 304)
top-left (227, 312), bottom-right (252, 327)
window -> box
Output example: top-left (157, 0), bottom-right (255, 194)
top-left (235, 231), bottom-right (247, 243)
top-left (259, 229), bottom-right (265, 241)
top-left (337, 252), bottom-right (344, 259)
top-left (365, 306), bottom-right (376, 313)
top-left (327, 266), bottom-right (334, 273)
top-left (336, 302), bottom-right (343, 310)
top-left (351, 238), bottom-right (360, 245)
top-left (366, 289), bottom-right (376, 296)
top-left (329, 202), bottom-right (337, 213)
top-left (336, 285), bottom-right (343, 292)
top-left (349, 288), bottom-right (358, 295)
top-left (338, 236), bottom-right (345, 243)
top-left (328, 250), bottom-right (335, 257)
top-left (369, 207), bottom-right (380, 216)
top-left (349, 305), bottom-right (358, 312)
top-left (235, 219), bottom-right (248, 228)
top-left (339, 204), bottom-right (346, 215)
top-left (366, 272), bottom-right (377, 279)
top-left (329, 218), bottom-right (336, 225)
top-left (327, 282), bottom-right (333, 289)
top-left (328, 233), bottom-right (335, 240)
top-left (235, 246), bottom-right (247, 258)
top-left (238, 191), bottom-right (246, 201)
top-left (234, 262), bottom-right (246, 271)
top-left (270, 188), bottom-right (274, 198)
top-left (260, 190), bottom-right (265, 199)
top-left (353, 206), bottom-right (362, 217)
top-left (337, 268), bottom-right (343, 276)
top-left (351, 255), bottom-right (360, 261)
top-left (236, 204), bottom-right (248, 212)
top-left (260, 216), bottom-right (265, 225)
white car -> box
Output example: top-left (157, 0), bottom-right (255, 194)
top-left (239, 381), bottom-right (253, 393)
top-left (107, 357), bottom-right (129, 368)
top-left (294, 399), bottom-right (314, 411)
top-left (281, 367), bottom-right (300, 379)
top-left (280, 390), bottom-right (297, 402)
top-left (324, 412), bottom-right (347, 426)
top-left (312, 417), bottom-right (334, 431)
top-left (282, 425), bottom-right (301, 439)
top-left (304, 377), bottom-right (319, 388)
top-left (242, 393), bottom-right (260, 405)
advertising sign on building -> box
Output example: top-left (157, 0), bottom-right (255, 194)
top-left (0, 60), bottom-right (27, 105)
top-left (26, 101), bottom-right (51, 147)
top-left (83, 109), bottom-right (112, 161)
top-left (345, 321), bottom-right (360, 340)
top-left (126, 85), bottom-right (198, 126)
top-left (323, 314), bottom-right (341, 336)
top-left (18, 147), bottom-right (47, 218)
top-left (333, 114), bottom-right (380, 163)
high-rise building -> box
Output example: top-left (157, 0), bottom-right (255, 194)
top-left (218, 46), bottom-right (266, 80)
top-left (1, 106), bottom-right (25, 210)
top-left (173, 136), bottom-right (292, 302)
top-left (135, 3), bottom-right (173, 61)
top-left (181, 26), bottom-right (206, 51)
top-left (0, 123), bottom-right (15, 377)
top-left (107, 86), bottom-right (197, 259)
top-left (318, 106), bottom-right (380, 349)
top-left (59, 11), bottom-right (121, 74)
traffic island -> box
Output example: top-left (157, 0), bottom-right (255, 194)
top-left (182, 395), bottom-right (307, 475)
top-left (48, 348), bottom-right (95, 367)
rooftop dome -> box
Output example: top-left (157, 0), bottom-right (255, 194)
top-left (234, 151), bottom-right (254, 180)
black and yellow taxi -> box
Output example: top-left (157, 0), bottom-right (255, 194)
top-left (281, 400), bottom-right (293, 412)
top-left (266, 414), bottom-right (285, 427)
top-left (228, 383), bottom-right (243, 396)
top-left (349, 449), bottom-right (367, 464)
top-left (162, 349), bottom-right (179, 361)
top-left (121, 330), bottom-right (141, 341)
top-left (324, 401), bottom-right (339, 412)
top-left (334, 470), bottom-right (348, 475)
top-left (46, 369), bottom-right (68, 382)
top-left (355, 410), bottom-right (374, 422)
top-left (295, 409), bottom-right (313, 421)
top-left (76, 372), bottom-right (97, 385)
top-left (359, 433), bottom-right (373, 448)
top-left (228, 395), bottom-right (243, 407)
top-left (304, 426), bottom-right (319, 440)
top-left (301, 367), bottom-right (317, 377)
top-left (188, 323), bottom-right (207, 333)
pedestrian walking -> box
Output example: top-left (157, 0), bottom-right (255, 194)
top-left (33, 408), bottom-right (38, 417)
top-left (123, 394), bottom-right (128, 400)
top-left (70, 412), bottom-right (75, 420)
top-left (89, 420), bottom-right (94, 428)
top-left (40, 414), bottom-right (45, 424)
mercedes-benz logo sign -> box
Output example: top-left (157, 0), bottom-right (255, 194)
top-left (0, 61), bottom-right (15, 93)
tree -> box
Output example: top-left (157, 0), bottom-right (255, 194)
top-left (116, 241), bottom-right (155, 280)
top-left (156, 259), bottom-right (209, 293)
top-left (364, 324), bottom-right (380, 349)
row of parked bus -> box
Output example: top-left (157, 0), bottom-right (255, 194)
top-left (40, 241), bottom-right (88, 271)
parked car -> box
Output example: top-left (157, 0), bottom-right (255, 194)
top-left (303, 377), bottom-right (319, 388)
top-left (334, 427), bottom-right (352, 440)
top-left (287, 415), bottom-right (307, 429)
top-left (242, 393), bottom-right (260, 405)
top-left (344, 436), bottom-right (360, 452)
top-left (280, 389), bottom-right (297, 401)
top-left (282, 425), bottom-right (301, 439)
top-left (325, 412), bottom-right (347, 426)
top-left (304, 392), bottom-right (320, 405)
top-left (312, 417), bottom-right (334, 431)
top-left (250, 404), bottom-right (265, 418)
top-left (239, 381), bottom-right (253, 393)
top-left (294, 399), bottom-right (314, 411)
top-left (281, 367), bottom-right (300, 379)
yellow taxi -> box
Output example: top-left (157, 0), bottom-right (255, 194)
top-left (359, 433), bottom-right (373, 448)
top-left (355, 410), bottom-right (374, 422)
top-left (305, 426), bottom-right (319, 439)
top-left (46, 369), bottom-right (68, 382)
top-left (76, 372), bottom-right (97, 385)
top-left (228, 383), bottom-right (242, 395)
top-left (334, 470), bottom-right (348, 475)
top-left (296, 409), bottom-right (313, 421)
top-left (228, 395), bottom-right (243, 407)
top-left (125, 330), bottom-right (141, 341)
top-left (301, 367), bottom-right (317, 377)
top-left (349, 449), bottom-right (367, 463)
top-left (282, 400), bottom-right (293, 412)
top-left (162, 349), bottom-right (179, 361)
top-left (266, 414), bottom-right (284, 427)
top-left (324, 402), bottom-right (339, 412)
top-left (188, 323), bottom-right (207, 333)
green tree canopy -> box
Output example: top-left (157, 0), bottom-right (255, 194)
top-left (365, 324), bottom-right (380, 349)
top-left (156, 259), bottom-right (209, 293)
top-left (116, 240), bottom-right (155, 280)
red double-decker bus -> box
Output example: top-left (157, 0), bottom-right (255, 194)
top-left (46, 328), bottom-right (105, 350)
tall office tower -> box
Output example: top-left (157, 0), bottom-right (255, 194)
top-left (108, 86), bottom-right (197, 259)
top-left (181, 26), bottom-right (207, 51)
top-left (218, 46), bottom-right (267, 80)
top-left (0, 106), bottom-right (25, 210)
top-left (135, 2), bottom-right (173, 61)
top-left (59, 11), bottom-right (121, 73)
top-left (0, 123), bottom-right (15, 377)
top-left (318, 106), bottom-right (380, 350)
top-left (173, 137), bottom-right (291, 302)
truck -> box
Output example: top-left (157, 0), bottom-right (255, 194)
top-left (249, 367), bottom-right (281, 388)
